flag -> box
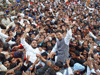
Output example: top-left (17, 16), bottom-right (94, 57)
top-left (87, 0), bottom-right (90, 6)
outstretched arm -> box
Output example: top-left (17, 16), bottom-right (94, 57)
top-left (21, 26), bottom-right (31, 50)
top-left (64, 16), bottom-right (72, 45)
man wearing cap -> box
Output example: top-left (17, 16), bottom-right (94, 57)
top-left (1, 14), bottom-right (11, 27)
top-left (65, 59), bottom-right (85, 75)
top-left (73, 63), bottom-right (85, 75)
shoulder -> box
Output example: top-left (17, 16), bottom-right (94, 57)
top-left (56, 72), bottom-right (63, 75)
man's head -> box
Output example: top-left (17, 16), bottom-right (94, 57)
top-left (17, 15), bottom-right (21, 20)
top-left (31, 40), bottom-right (38, 48)
top-left (73, 63), bottom-right (85, 75)
top-left (0, 53), bottom-right (5, 62)
top-left (8, 57), bottom-right (16, 64)
top-left (54, 61), bottom-right (63, 71)
top-left (41, 52), bottom-right (48, 59)
top-left (55, 30), bottom-right (63, 40)
top-left (2, 59), bottom-right (10, 68)
top-left (3, 43), bottom-right (9, 51)
top-left (24, 14), bottom-right (28, 19)
top-left (71, 50), bottom-right (80, 59)
top-left (7, 29), bottom-right (13, 36)
top-left (14, 18), bottom-right (17, 23)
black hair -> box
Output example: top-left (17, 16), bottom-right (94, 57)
top-left (0, 53), bottom-right (5, 61)
top-left (3, 43), bottom-right (9, 51)
top-left (73, 50), bottom-right (80, 56)
top-left (47, 46), bottom-right (52, 50)
top-left (55, 30), bottom-right (63, 34)
top-left (26, 36), bottom-right (32, 44)
top-left (17, 26), bottom-right (21, 30)
top-left (2, 59), bottom-right (8, 64)
top-left (8, 57), bottom-right (13, 63)
top-left (10, 63), bottom-right (16, 69)
top-left (32, 12), bottom-right (35, 15)
top-left (25, 13), bottom-right (28, 16)
top-left (17, 15), bottom-right (21, 19)
top-left (0, 24), bottom-right (6, 29)
top-left (55, 61), bottom-right (63, 68)
top-left (41, 52), bottom-right (48, 57)
top-left (6, 29), bottom-right (12, 34)
top-left (46, 41), bottom-right (51, 43)
top-left (15, 22), bottom-right (21, 26)
top-left (69, 59), bottom-right (75, 67)
top-left (41, 43), bottom-right (47, 47)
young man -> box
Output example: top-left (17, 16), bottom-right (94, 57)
top-left (48, 17), bottom-right (72, 64)
top-left (21, 26), bottom-right (44, 63)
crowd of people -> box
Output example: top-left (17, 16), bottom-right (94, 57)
top-left (0, 0), bottom-right (100, 75)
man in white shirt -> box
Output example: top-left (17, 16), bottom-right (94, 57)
top-left (1, 14), bottom-right (11, 27)
top-left (7, 18), bottom-right (18, 29)
top-left (21, 26), bottom-right (44, 63)
top-left (17, 15), bottom-right (24, 26)
top-left (0, 28), bottom-right (16, 45)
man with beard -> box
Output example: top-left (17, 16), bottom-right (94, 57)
top-left (21, 26), bottom-right (44, 64)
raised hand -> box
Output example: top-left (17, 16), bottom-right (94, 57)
top-left (25, 25), bottom-right (31, 33)
top-left (47, 52), bottom-right (56, 59)
top-left (36, 54), bottom-right (41, 58)
top-left (64, 15), bottom-right (69, 24)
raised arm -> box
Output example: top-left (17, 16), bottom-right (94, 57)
top-left (21, 26), bottom-right (31, 50)
top-left (64, 28), bottom-right (72, 45)
top-left (89, 31), bottom-right (97, 39)
top-left (47, 42), bottom-right (57, 59)
top-left (64, 15), bottom-right (72, 45)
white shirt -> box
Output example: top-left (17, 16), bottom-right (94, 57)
top-left (63, 67), bottom-right (74, 75)
top-left (21, 38), bottom-right (44, 63)
top-left (0, 64), bottom-right (7, 71)
top-left (7, 21), bottom-right (16, 29)
top-left (1, 18), bottom-right (11, 27)
top-left (6, 0), bottom-right (11, 4)
top-left (18, 19), bottom-right (30, 26)
top-left (56, 72), bottom-right (63, 75)
top-left (0, 28), bottom-right (16, 45)
top-left (89, 31), bottom-right (97, 39)
top-left (51, 29), bottom-right (72, 53)
top-left (18, 19), bottom-right (24, 26)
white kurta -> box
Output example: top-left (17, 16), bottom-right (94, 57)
top-left (21, 38), bottom-right (44, 63)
